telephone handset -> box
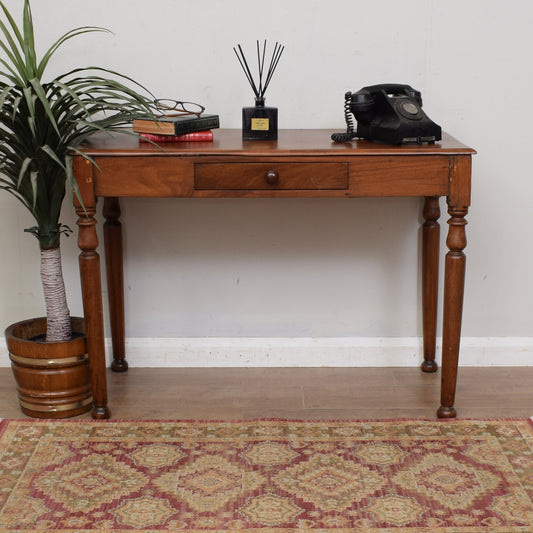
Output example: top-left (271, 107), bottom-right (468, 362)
top-left (331, 83), bottom-right (441, 145)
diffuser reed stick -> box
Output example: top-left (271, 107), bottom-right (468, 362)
top-left (233, 40), bottom-right (284, 102)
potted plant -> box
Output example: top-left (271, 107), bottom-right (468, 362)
top-left (1, 0), bottom-right (154, 417)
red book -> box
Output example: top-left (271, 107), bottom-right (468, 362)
top-left (139, 130), bottom-right (214, 143)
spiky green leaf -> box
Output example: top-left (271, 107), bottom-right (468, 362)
top-left (21, 0), bottom-right (36, 77)
top-left (37, 26), bottom-right (111, 79)
top-left (17, 156), bottom-right (32, 188)
top-left (41, 144), bottom-right (65, 170)
top-left (29, 170), bottom-right (37, 208)
top-left (28, 77), bottom-right (60, 135)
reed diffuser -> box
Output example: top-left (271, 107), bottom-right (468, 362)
top-left (234, 40), bottom-right (284, 140)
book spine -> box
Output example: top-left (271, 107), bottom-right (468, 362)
top-left (139, 131), bottom-right (214, 142)
top-left (174, 116), bottom-right (220, 134)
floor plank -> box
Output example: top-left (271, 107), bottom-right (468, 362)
top-left (0, 367), bottom-right (531, 420)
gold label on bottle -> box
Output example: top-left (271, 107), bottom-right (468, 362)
top-left (251, 118), bottom-right (269, 130)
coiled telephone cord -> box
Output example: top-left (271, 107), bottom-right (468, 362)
top-left (331, 91), bottom-right (358, 143)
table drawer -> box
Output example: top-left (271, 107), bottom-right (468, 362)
top-left (195, 162), bottom-right (348, 190)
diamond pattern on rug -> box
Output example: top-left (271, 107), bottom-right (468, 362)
top-left (35, 453), bottom-right (148, 512)
top-left (365, 494), bottom-right (427, 527)
top-left (239, 493), bottom-right (304, 526)
top-left (129, 443), bottom-right (186, 468)
top-left (274, 453), bottom-right (385, 511)
top-left (243, 441), bottom-right (300, 466)
top-left (393, 452), bottom-right (502, 510)
top-left (112, 496), bottom-right (176, 528)
top-left (153, 454), bottom-right (265, 512)
top-left (1, 419), bottom-right (533, 531)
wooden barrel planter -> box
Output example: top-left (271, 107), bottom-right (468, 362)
top-left (5, 317), bottom-right (93, 418)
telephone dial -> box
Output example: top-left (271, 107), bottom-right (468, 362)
top-left (331, 83), bottom-right (441, 145)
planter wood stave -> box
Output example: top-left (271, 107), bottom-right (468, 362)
top-left (5, 317), bottom-right (93, 418)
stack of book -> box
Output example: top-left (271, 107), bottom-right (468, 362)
top-left (132, 113), bottom-right (220, 143)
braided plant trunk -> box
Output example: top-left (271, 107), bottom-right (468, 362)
top-left (40, 247), bottom-right (71, 342)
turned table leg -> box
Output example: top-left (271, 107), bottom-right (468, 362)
top-left (437, 206), bottom-right (468, 418)
top-left (103, 197), bottom-right (128, 372)
top-left (74, 158), bottom-right (110, 419)
top-left (421, 196), bottom-right (440, 373)
top-left (437, 155), bottom-right (471, 419)
top-left (76, 209), bottom-right (110, 419)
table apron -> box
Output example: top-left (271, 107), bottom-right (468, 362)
top-left (91, 155), bottom-right (451, 198)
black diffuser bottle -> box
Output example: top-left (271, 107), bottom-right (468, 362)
top-left (234, 41), bottom-right (284, 141)
top-left (242, 97), bottom-right (278, 141)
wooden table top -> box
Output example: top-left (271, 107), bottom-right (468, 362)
top-left (78, 129), bottom-right (476, 157)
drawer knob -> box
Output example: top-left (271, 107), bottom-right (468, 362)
top-left (265, 170), bottom-right (279, 185)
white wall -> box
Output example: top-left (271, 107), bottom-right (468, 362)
top-left (1, 0), bottom-right (532, 366)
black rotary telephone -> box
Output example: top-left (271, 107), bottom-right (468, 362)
top-left (331, 83), bottom-right (441, 145)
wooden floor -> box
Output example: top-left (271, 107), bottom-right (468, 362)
top-left (0, 366), bottom-right (532, 420)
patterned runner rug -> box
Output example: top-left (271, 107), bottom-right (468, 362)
top-left (1, 418), bottom-right (533, 532)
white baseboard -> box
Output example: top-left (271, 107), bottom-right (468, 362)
top-left (1, 336), bottom-right (533, 367)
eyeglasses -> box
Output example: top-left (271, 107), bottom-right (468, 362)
top-left (154, 99), bottom-right (205, 118)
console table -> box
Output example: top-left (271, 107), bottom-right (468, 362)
top-left (72, 129), bottom-right (475, 419)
